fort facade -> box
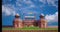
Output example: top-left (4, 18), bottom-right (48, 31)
top-left (13, 12), bottom-right (47, 28)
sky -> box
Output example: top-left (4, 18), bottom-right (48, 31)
top-left (2, 0), bottom-right (58, 26)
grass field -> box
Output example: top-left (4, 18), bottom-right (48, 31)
top-left (2, 26), bottom-right (58, 30)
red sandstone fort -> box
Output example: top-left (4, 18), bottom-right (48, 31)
top-left (13, 12), bottom-right (47, 28)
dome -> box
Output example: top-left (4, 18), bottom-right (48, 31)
top-left (40, 13), bottom-right (44, 16)
top-left (39, 13), bottom-right (45, 18)
top-left (15, 13), bottom-right (19, 17)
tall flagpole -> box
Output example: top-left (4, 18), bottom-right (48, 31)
top-left (34, 13), bottom-right (36, 20)
top-left (23, 12), bottom-right (25, 20)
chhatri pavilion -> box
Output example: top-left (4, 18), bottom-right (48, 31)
top-left (13, 12), bottom-right (47, 28)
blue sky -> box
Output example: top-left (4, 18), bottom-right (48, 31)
top-left (2, 0), bottom-right (58, 26)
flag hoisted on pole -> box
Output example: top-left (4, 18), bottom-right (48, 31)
top-left (28, 12), bottom-right (32, 14)
top-left (28, 11), bottom-right (33, 16)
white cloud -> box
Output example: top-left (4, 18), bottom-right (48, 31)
top-left (2, 5), bottom-right (11, 15)
top-left (16, 0), bottom-right (35, 9)
top-left (16, 0), bottom-right (33, 5)
top-left (2, 5), bottom-right (17, 16)
top-left (45, 11), bottom-right (58, 22)
top-left (40, 4), bottom-right (45, 8)
top-left (39, 0), bottom-right (46, 4)
top-left (16, 2), bottom-right (22, 7)
top-left (47, 0), bottom-right (58, 8)
top-left (30, 4), bottom-right (35, 8)
top-left (23, 0), bottom-right (33, 4)
top-left (39, 0), bottom-right (58, 8)
top-left (47, 0), bottom-right (56, 6)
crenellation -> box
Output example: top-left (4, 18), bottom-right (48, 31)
top-left (13, 13), bottom-right (47, 28)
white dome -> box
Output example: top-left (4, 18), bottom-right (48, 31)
top-left (15, 13), bottom-right (19, 16)
top-left (40, 13), bottom-right (44, 16)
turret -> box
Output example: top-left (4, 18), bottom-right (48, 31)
top-left (38, 13), bottom-right (47, 28)
top-left (13, 13), bottom-right (22, 28)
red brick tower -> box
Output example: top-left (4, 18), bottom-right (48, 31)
top-left (13, 13), bottom-right (22, 28)
top-left (38, 13), bottom-right (47, 28)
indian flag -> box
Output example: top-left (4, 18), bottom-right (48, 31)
top-left (28, 12), bottom-right (32, 14)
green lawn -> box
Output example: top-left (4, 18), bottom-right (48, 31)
top-left (2, 26), bottom-right (58, 30)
